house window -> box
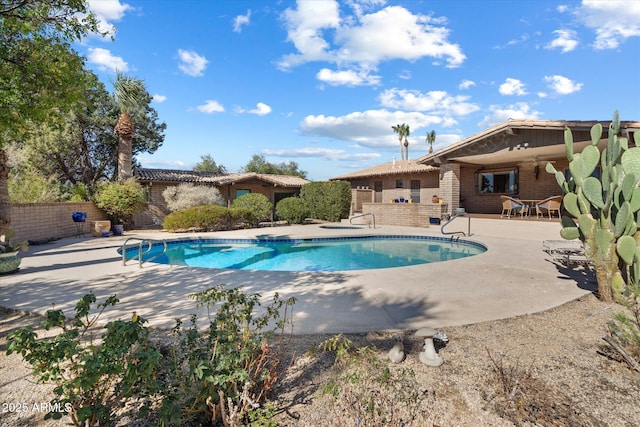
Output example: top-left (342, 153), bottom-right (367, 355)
top-left (235, 189), bottom-right (250, 199)
top-left (395, 179), bottom-right (404, 189)
top-left (476, 168), bottom-right (518, 194)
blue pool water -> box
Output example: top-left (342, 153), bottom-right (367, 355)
top-left (126, 236), bottom-right (486, 272)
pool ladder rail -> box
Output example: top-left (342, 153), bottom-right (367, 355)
top-left (122, 237), bottom-right (168, 268)
top-left (350, 212), bottom-right (376, 229)
top-left (440, 213), bottom-right (471, 240)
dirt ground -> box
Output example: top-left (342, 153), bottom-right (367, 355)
top-left (1, 293), bottom-right (639, 426)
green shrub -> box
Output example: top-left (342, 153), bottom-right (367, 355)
top-left (158, 286), bottom-right (295, 426)
top-left (163, 205), bottom-right (253, 232)
top-left (94, 179), bottom-right (147, 226)
top-left (163, 204), bottom-right (228, 232)
top-left (300, 181), bottom-right (351, 222)
top-left (162, 183), bottom-right (225, 212)
top-left (231, 193), bottom-right (273, 226)
top-left (6, 294), bottom-right (162, 426)
top-left (9, 172), bottom-right (61, 202)
top-left (275, 196), bottom-right (309, 224)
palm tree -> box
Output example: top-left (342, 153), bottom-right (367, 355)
top-left (403, 124), bottom-right (410, 160)
top-left (113, 73), bottom-right (147, 181)
top-left (392, 123), bottom-right (410, 160)
top-left (426, 130), bottom-right (436, 154)
top-left (392, 124), bottom-right (404, 161)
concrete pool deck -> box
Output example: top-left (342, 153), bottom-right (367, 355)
top-left (0, 218), bottom-right (596, 334)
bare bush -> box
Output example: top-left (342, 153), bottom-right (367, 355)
top-left (162, 183), bottom-right (225, 212)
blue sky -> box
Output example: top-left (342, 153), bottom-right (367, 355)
top-left (81, 0), bottom-right (640, 181)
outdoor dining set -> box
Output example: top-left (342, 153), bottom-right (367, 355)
top-left (500, 195), bottom-right (563, 219)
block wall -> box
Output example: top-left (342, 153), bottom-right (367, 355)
top-left (9, 202), bottom-right (108, 242)
top-left (361, 203), bottom-right (448, 228)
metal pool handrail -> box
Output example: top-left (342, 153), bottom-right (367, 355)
top-left (122, 237), bottom-right (167, 268)
top-left (350, 212), bottom-right (376, 229)
top-left (440, 213), bottom-right (471, 239)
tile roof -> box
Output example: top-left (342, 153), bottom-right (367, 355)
top-left (329, 160), bottom-right (438, 180)
top-left (134, 168), bottom-right (310, 187)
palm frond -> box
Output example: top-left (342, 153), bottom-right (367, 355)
top-left (113, 72), bottom-right (147, 115)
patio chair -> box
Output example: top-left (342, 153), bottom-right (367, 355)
top-left (500, 195), bottom-right (528, 218)
top-left (535, 195), bottom-right (562, 219)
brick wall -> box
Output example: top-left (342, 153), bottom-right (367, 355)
top-left (9, 202), bottom-right (109, 242)
top-left (361, 202), bottom-right (448, 228)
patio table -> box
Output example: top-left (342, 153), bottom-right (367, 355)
top-left (518, 200), bottom-right (542, 217)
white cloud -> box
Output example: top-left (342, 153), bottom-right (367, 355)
top-left (152, 94), bottom-right (167, 103)
top-left (478, 102), bottom-right (542, 129)
top-left (233, 9), bottom-right (251, 33)
top-left (378, 88), bottom-right (480, 116)
top-left (458, 79), bottom-right (475, 90)
top-left (87, 0), bottom-right (132, 38)
top-left (236, 102), bottom-right (272, 116)
top-left (278, 2), bottom-right (465, 73)
top-left (197, 100), bottom-right (225, 113)
top-left (317, 68), bottom-right (381, 86)
top-left (278, 0), bottom-right (340, 69)
top-left (398, 70), bottom-right (412, 80)
top-left (177, 49), bottom-right (208, 77)
top-left (262, 147), bottom-right (380, 161)
top-left (576, 0), bottom-right (640, 49)
top-left (544, 75), bottom-right (583, 95)
top-left (335, 6), bottom-right (466, 68)
top-left (499, 78), bottom-right (527, 96)
top-left (545, 29), bottom-right (579, 53)
top-left (87, 47), bottom-right (128, 72)
top-left (300, 109), bottom-right (443, 151)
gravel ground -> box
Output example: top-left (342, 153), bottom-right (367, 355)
top-left (1, 293), bottom-right (639, 426)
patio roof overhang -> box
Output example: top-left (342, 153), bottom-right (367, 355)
top-left (417, 119), bottom-right (640, 168)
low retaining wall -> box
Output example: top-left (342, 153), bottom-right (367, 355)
top-left (360, 203), bottom-right (448, 228)
top-left (9, 202), bottom-right (108, 242)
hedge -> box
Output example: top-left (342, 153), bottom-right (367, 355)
top-left (300, 181), bottom-right (351, 222)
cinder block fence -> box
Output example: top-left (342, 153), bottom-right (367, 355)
top-left (9, 203), bottom-right (108, 243)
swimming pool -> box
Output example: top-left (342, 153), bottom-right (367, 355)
top-left (125, 236), bottom-right (486, 272)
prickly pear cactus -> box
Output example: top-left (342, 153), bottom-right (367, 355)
top-left (546, 111), bottom-right (640, 302)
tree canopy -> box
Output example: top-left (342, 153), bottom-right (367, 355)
top-left (9, 70), bottom-right (165, 194)
top-left (241, 154), bottom-right (307, 178)
top-left (0, 0), bottom-right (101, 230)
top-left (193, 154), bottom-right (227, 174)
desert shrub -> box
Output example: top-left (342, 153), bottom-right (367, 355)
top-left (275, 196), bottom-right (309, 224)
top-left (320, 335), bottom-right (433, 426)
top-left (9, 172), bottom-right (61, 202)
top-left (163, 204), bottom-right (229, 232)
top-left (6, 294), bottom-right (162, 426)
top-left (163, 205), bottom-right (253, 232)
top-left (60, 182), bottom-right (91, 202)
top-left (158, 286), bottom-right (295, 426)
top-left (231, 193), bottom-right (273, 226)
top-left (162, 183), bottom-right (225, 212)
top-left (300, 181), bottom-right (351, 222)
top-left (94, 179), bottom-right (147, 226)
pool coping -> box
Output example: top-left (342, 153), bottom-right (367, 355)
top-left (0, 219), bottom-right (596, 334)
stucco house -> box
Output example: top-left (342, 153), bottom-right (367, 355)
top-left (331, 118), bottom-right (640, 225)
top-left (133, 168), bottom-right (310, 227)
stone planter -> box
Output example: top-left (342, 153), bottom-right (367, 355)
top-left (0, 251), bottom-right (21, 274)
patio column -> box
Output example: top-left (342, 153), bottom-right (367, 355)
top-left (439, 163), bottom-right (460, 215)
